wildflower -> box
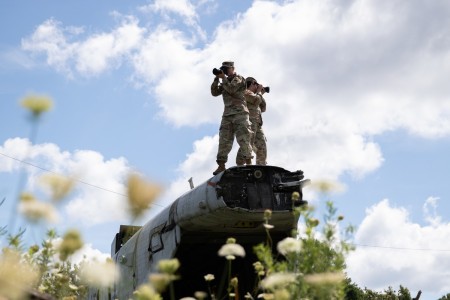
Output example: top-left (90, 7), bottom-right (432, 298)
top-left (194, 291), bottom-right (208, 300)
top-left (263, 224), bottom-right (274, 229)
top-left (133, 284), bottom-right (162, 300)
top-left (273, 289), bottom-right (290, 300)
top-left (79, 259), bottom-right (120, 288)
top-left (204, 274), bottom-right (215, 282)
top-left (253, 261), bottom-right (265, 276)
top-left (244, 292), bottom-right (255, 299)
top-left (149, 273), bottom-right (172, 293)
top-left (40, 173), bottom-right (75, 202)
top-left (157, 258), bottom-right (180, 275)
top-left (308, 218), bottom-right (320, 227)
top-left (218, 243), bottom-right (245, 260)
top-left (310, 180), bottom-right (343, 193)
top-left (19, 192), bottom-right (59, 223)
top-left (20, 94), bottom-right (53, 117)
top-left (0, 250), bottom-right (40, 299)
top-left (179, 298), bottom-right (196, 300)
top-left (127, 173), bottom-right (162, 219)
top-left (264, 209), bottom-right (272, 220)
top-left (260, 273), bottom-right (297, 291)
top-left (277, 237), bottom-right (302, 256)
top-left (338, 215), bottom-right (344, 221)
top-left (291, 191), bottom-right (300, 201)
top-left (58, 229), bottom-right (83, 261)
top-left (230, 277), bottom-right (238, 288)
top-left (303, 272), bottom-right (345, 285)
top-left (28, 244), bottom-right (40, 256)
top-left (226, 237), bottom-right (236, 244)
top-left (257, 293), bottom-right (274, 299)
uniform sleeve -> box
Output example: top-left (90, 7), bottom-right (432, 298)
top-left (245, 90), bottom-right (262, 106)
top-left (259, 95), bottom-right (266, 113)
top-left (221, 75), bottom-right (246, 95)
top-left (211, 78), bottom-right (223, 97)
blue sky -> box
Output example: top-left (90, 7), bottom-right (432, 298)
top-left (1, 0), bottom-right (450, 298)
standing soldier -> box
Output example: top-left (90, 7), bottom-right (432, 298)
top-left (236, 77), bottom-right (267, 165)
top-left (211, 61), bottom-right (253, 175)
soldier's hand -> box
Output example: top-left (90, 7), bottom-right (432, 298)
top-left (256, 84), bottom-right (263, 93)
top-left (217, 73), bottom-right (225, 79)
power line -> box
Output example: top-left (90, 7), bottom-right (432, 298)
top-left (351, 243), bottom-right (450, 252)
top-left (0, 151), bottom-right (164, 207)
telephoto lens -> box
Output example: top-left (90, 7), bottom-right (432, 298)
top-left (264, 87), bottom-right (270, 93)
top-left (212, 68), bottom-right (223, 75)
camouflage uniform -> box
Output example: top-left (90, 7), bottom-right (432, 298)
top-left (211, 73), bottom-right (253, 165)
top-left (236, 89), bottom-right (267, 165)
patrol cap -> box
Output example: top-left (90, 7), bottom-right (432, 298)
top-left (222, 61), bottom-right (234, 68)
top-left (245, 77), bottom-right (256, 83)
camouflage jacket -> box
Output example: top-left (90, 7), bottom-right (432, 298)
top-left (211, 74), bottom-right (249, 116)
top-left (244, 89), bottom-right (266, 125)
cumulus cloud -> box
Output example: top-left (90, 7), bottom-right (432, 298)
top-left (0, 138), bottom-right (133, 226)
top-left (70, 242), bottom-right (110, 265)
top-left (346, 199), bottom-right (450, 297)
top-left (21, 16), bottom-right (145, 77)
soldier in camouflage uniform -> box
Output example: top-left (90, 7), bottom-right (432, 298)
top-left (211, 61), bottom-right (253, 175)
top-left (236, 77), bottom-right (267, 165)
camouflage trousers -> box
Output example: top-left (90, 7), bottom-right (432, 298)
top-left (216, 113), bottom-right (253, 163)
top-left (236, 120), bottom-right (267, 165)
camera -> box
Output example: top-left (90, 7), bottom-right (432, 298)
top-left (212, 66), bottom-right (228, 75)
top-left (264, 86), bottom-right (270, 93)
top-left (212, 68), bottom-right (223, 75)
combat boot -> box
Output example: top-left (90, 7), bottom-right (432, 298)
top-left (245, 158), bottom-right (252, 165)
top-left (213, 162), bottom-right (226, 175)
top-left (236, 157), bottom-right (245, 166)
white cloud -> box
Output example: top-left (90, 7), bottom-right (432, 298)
top-left (70, 242), bottom-right (110, 265)
top-left (21, 17), bottom-right (145, 78)
top-left (21, 19), bottom-right (78, 76)
top-left (139, 0), bottom-right (198, 24)
top-left (346, 199), bottom-right (450, 298)
top-left (75, 17), bottom-right (145, 76)
top-left (0, 138), bottom-right (132, 226)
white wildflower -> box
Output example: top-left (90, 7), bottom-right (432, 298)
top-left (80, 259), bottom-right (120, 288)
top-left (0, 250), bottom-right (40, 299)
top-left (263, 224), bottom-right (274, 229)
top-left (303, 272), bottom-right (345, 285)
top-left (19, 193), bottom-right (59, 223)
top-left (204, 274), bottom-right (215, 282)
top-left (260, 273), bottom-right (298, 291)
top-left (218, 243), bottom-right (245, 258)
top-left (277, 237), bottom-right (302, 256)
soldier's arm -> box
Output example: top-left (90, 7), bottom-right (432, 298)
top-left (211, 78), bottom-right (223, 97)
top-left (221, 75), bottom-right (245, 95)
top-left (244, 90), bottom-right (262, 105)
top-left (259, 95), bottom-right (266, 112)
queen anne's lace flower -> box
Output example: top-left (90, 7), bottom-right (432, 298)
top-left (260, 273), bottom-right (297, 291)
top-left (218, 243), bottom-right (246, 259)
top-left (80, 259), bottom-right (120, 288)
top-left (277, 237), bottom-right (302, 256)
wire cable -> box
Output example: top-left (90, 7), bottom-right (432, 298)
top-left (351, 243), bottom-right (450, 252)
top-left (0, 151), bottom-right (165, 207)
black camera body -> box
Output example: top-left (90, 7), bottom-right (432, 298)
top-left (212, 66), bottom-right (229, 75)
top-left (212, 68), bottom-right (223, 75)
top-left (264, 87), bottom-right (270, 93)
